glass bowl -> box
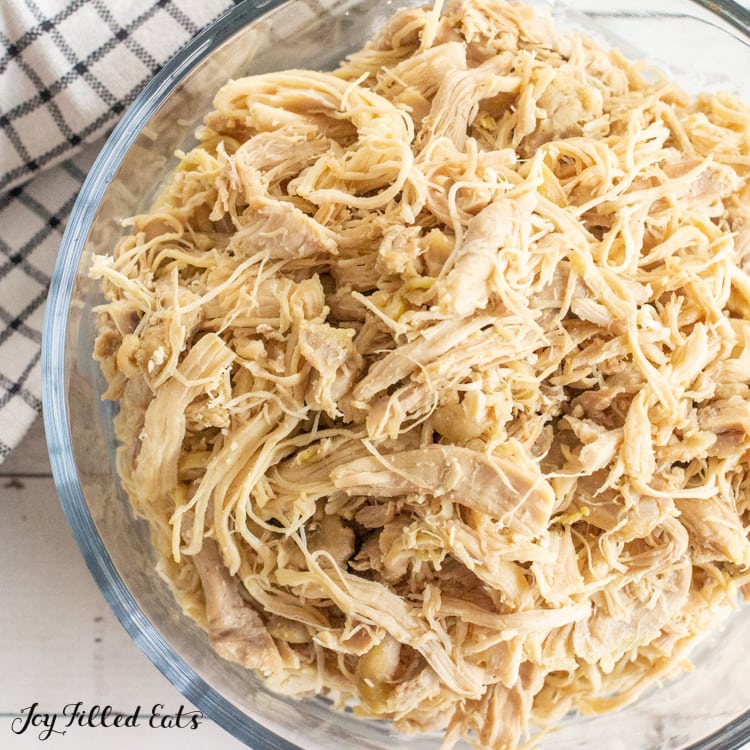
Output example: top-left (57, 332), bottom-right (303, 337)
top-left (42, 1), bottom-right (750, 749)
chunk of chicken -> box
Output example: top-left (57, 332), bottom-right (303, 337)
top-left (228, 200), bottom-right (338, 260)
top-left (677, 493), bottom-right (750, 566)
top-left (384, 41), bottom-right (468, 124)
top-left (132, 334), bottom-right (234, 498)
top-left (417, 54), bottom-right (519, 150)
top-left (519, 69), bottom-right (604, 156)
top-left (352, 316), bottom-right (494, 403)
top-left (531, 527), bottom-right (584, 605)
top-left (331, 443), bottom-right (555, 536)
top-left (191, 539), bottom-right (282, 675)
top-left (573, 556), bottom-right (692, 671)
top-left (299, 320), bottom-right (362, 418)
top-left (439, 196), bottom-right (534, 316)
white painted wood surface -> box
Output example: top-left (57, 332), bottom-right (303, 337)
top-left (0, 417), bottom-right (247, 749)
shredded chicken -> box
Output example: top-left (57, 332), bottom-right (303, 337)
top-left (91, 1), bottom-right (750, 748)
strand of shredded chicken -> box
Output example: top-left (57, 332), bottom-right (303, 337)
top-left (90, 1), bottom-right (750, 748)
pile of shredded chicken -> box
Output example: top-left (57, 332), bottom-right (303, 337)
top-left (90, 0), bottom-right (750, 747)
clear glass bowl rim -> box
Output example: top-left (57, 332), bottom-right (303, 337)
top-left (41, 1), bottom-right (750, 749)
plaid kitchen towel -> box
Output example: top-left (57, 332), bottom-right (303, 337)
top-left (0, 0), bottom-right (239, 462)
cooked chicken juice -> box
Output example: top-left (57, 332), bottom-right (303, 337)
top-left (91, 0), bottom-right (750, 747)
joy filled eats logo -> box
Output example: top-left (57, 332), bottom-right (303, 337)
top-left (11, 701), bottom-right (204, 740)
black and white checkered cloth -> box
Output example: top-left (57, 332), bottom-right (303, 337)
top-left (0, 0), bottom-right (238, 462)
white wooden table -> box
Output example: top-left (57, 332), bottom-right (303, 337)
top-left (0, 417), bottom-right (247, 749)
